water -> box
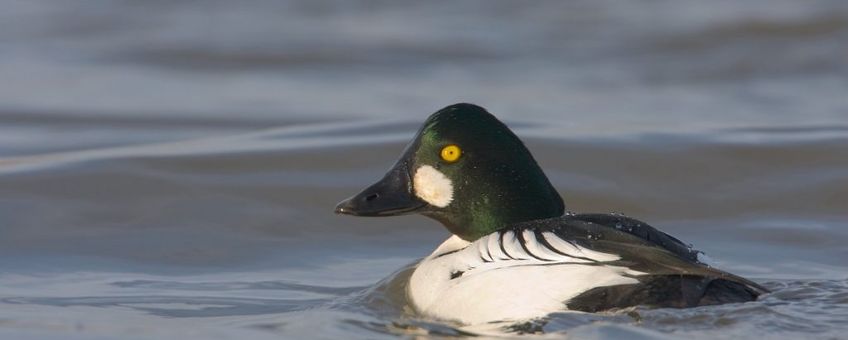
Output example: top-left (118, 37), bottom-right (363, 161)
top-left (1, 1), bottom-right (847, 338)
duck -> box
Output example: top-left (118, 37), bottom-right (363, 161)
top-left (334, 103), bottom-right (768, 325)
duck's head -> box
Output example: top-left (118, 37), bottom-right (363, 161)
top-left (335, 103), bottom-right (564, 241)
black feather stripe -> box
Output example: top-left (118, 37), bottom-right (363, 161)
top-left (534, 229), bottom-right (599, 263)
top-left (481, 240), bottom-right (494, 263)
top-left (498, 230), bottom-right (517, 260)
top-left (434, 248), bottom-right (463, 259)
top-left (516, 229), bottom-right (554, 262)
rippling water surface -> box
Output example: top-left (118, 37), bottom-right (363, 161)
top-left (1, 1), bottom-right (847, 339)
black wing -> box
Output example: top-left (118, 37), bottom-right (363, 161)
top-left (508, 214), bottom-right (769, 311)
top-left (570, 213), bottom-right (701, 263)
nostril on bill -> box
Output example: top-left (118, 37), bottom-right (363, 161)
top-left (365, 193), bottom-right (379, 201)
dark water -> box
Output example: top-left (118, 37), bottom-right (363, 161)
top-left (1, 1), bottom-right (847, 339)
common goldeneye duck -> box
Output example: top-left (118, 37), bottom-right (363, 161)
top-left (335, 103), bottom-right (768, 325)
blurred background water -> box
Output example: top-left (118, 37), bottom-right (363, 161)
top-left (1, 1), bottom-right (847, 339)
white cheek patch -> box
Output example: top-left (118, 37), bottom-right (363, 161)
top-left (413, 165), bottom-right (454, 208)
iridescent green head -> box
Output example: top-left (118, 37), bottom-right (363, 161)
top-left (335, 103), bottom-right (564, 241)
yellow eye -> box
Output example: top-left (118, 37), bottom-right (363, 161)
top-left (440, 144), bottom-right (462, 163)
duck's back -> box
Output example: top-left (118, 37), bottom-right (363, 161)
top-left (540, 214), bottom-right (765, 312)
top-left (407, 214), bottom-right (767, 324)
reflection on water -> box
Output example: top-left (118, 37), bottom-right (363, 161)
top-left (1, 0), bottom-right (847, 339)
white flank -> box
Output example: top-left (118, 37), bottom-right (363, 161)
top-left (413, 165), bottom-right (454, 207)
top-left (408, 231), bottom-right (645, 325)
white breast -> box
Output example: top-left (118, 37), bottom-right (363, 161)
top-left (407, 230), bottom-right (645, 325)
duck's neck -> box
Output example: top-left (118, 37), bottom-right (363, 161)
top-left (424, 187), bottom-right (565, 241)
